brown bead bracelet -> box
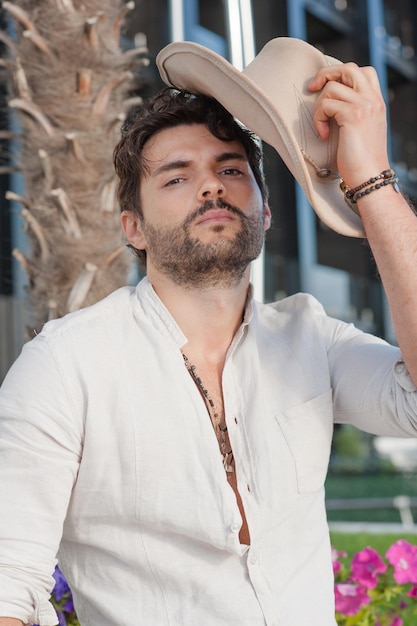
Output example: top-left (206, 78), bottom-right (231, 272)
top-left (350, 176), bottom-right (400, 204)
top-left (341, 169), bottom-right (395, 200)
top-left (340, 168), bottom-right (400, 209)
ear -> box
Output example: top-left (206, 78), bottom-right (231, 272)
top-left (120, 211), bottom-right (147, 250)
top-left (263, 202), bottom-right (272, 231)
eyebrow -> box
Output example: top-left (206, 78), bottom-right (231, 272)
top-left (215, 151), bottom-right (247, 163)
top-left (151, 151), bottom-right (248, 178)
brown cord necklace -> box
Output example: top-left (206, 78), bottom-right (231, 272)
top-left (182, 352), bottom-right (234, 474)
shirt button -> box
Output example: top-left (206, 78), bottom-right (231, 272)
top-left (231, 523), bottom-right (240, 533)
top-left (395, 362), bottom-right (405, 373)
top-left (250, 553), bottom-right (257, 564)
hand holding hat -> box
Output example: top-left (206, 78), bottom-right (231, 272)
top-left (308, 62), bottom-right (391, 201)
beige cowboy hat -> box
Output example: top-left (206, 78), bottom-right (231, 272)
top-left (156, 37), bottom-right (364, 238)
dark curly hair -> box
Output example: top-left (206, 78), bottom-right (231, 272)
top-left (113, 88), bottom-right (268, 264)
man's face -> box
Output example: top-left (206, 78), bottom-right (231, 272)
top-left (121, 123), bottom-right (271, 288)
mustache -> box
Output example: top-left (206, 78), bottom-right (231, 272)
top-left (183, 198), bottom-right (247, 228)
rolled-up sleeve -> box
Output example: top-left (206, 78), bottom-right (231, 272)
top-left (321, 313), bottom-right (417, 436)
top-left (0, 335), bottom-right (82, 625)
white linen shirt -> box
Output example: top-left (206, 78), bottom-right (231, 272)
top-left (1, 277), bottom-right (417, 626)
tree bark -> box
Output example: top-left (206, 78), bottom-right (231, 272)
top-left (1, 0), bottom-right (147, 333)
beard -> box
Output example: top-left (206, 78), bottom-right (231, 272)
top-left (141, 198), bottom-right (266, 289)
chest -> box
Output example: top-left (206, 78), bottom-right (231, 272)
top-left (67, 319), bottom-right (335, 547)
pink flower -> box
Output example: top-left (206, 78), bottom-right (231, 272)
top-left (351, 547), bottom-right (387, 589)
top-left (334, 582), bottom-right (370, 615)
top-left (386, 540), bottom-right (417, 584)
top-left (332, 546), bottom-right (347, 575)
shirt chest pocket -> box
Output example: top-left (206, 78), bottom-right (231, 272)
top-left (275, 389), bottom-right (334, 494)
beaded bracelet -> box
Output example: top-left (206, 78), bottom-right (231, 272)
top-left (350, 176), bottom-right (400, 204)
top-left (340, 169), bottom-right (400, 211)
top-left (341, 169), bottom-right (395, 200)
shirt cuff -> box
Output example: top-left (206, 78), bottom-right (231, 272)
top-left (393, 359), bottom-right (417, 393)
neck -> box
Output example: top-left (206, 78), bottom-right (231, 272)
top-left (147, 266), bottom-right (251, 366)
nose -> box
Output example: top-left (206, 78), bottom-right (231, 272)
top-left (198, 173), bottom-right (226, 201)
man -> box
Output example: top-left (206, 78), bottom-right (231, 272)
top-left (1, 39), bottom-right (417, 626)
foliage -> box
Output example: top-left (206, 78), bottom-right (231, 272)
top-left (33, 566), bottom-right (79, 626)
top-left (330, 532), bottom-right (417, 561)
top-left (333, 540), bottom-right (417, 625)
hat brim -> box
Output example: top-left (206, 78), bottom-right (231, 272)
top-left (156, 37), bottom-right (365, 238)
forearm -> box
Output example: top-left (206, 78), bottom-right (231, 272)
top-left (0, 619), bottom-right (24, 626)
top-left (357, 183), bottom-right (417, 383)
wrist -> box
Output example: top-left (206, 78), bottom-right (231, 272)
top-left (340, 169), bottom-right (400, 214)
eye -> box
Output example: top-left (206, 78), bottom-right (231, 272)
top-left (165, 177), bottom-right (184, 186)
top-left (221, 167), bottom-right (243, 176)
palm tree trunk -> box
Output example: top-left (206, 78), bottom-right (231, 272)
top-left (1, 0), bottom-right (147, 333)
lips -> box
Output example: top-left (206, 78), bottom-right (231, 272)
top-left (194, 209), bottom-right (235, 225)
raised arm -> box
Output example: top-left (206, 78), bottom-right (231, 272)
top-left (309, 63), bottom-right (417, 385)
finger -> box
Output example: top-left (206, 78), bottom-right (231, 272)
top-left (360, 65), bottom-right (384, 97)
top-left (313, 99), bottom-right (356, 140)
top-left (309, 62), bottom-right (375, 93)
top-left (312, 81), bottom-right (366, 136)
top-left (316, 79), bottom-right (368, 104)
top-left (313, 82), bottom-right (385, 139)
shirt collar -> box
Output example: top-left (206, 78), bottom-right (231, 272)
top-left (134, 277), bottom-right (254, 347)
